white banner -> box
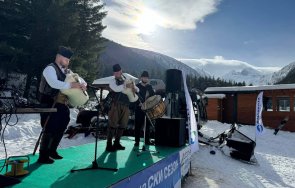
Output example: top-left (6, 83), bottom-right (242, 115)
top-left (255, 91), bottom-right (264, 136)
top-left (182, 72), bottom-right (199, 153)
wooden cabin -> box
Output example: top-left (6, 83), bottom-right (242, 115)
top-left (205, 94), bottom-right (225, 122)
top-left (205, 84), bottom-right (295, 132)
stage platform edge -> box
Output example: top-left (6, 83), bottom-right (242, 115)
top-left (0, 137), bottom-right (192, 188)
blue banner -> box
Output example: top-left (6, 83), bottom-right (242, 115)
top-left (255, 91), bottom-right (264, 136)
top-left (114, 153), bottom-right (181, 188)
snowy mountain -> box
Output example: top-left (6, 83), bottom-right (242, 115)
top-left (99, 42), bottom-right (295, 85)
top-left (222, 67), bottom-right (273, 85)
top-left (271, 61), bottom-right (295, 84)
top-left (130, 48), bottom-right (208, 77)
top-left (179, 58), bottom-right (281, 85)
top-left (99, 40), bottom-right (209, 78)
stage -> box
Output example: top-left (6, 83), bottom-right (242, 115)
top-left (1, 137), bottom-right (192, 188)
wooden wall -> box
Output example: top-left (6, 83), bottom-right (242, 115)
top-left (206, 98), bottom-right (222, 121)
top-left (206, 89), bottom-right (295, 132)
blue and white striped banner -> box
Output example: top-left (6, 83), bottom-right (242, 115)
top-left (182, 72), bottom-right (199, 153)
top-left (255, 91), bottom-right (264, 136)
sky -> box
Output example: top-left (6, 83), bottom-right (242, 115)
top-left (101, 0), bottom-right (295, 69)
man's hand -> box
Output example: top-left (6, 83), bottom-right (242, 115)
top-left (132, 87), bottom-right (136, 92)
top-left (126, 83), bottom-right (133, 88)
top-left (71, 82), bottom-right (86, 91)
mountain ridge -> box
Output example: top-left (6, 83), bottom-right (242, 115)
top-left (98, 40), bottom-right (208, 79)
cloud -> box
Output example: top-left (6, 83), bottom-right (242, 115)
top-left (102, 0), bottom-right (221, 49)
top-left (145, 0), bottom-right (221, 30)
top-left (178, 56), bottom-right (281, 77)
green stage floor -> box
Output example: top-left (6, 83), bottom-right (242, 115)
top-left (1, 137), bottom-right (184, 188)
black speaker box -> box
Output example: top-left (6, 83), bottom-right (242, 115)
top-left (166, 69), bottom-right (182, 93)
top-left (155, 117), bottom-right (186, 147)
top-left (226, 130), bottom-right (256, 161)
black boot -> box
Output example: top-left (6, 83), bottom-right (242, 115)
top-left (113, 141), bottom-right (125, 150)
top-left (38, 133), bottom-right (54, 164)
top-left (106, 141), bottom-right (116, 152)
top-left (105, 127), bottom-right (116, 152)
top-left (38, 150), bottom-right (55, 164)
top-left (50, 151), bottom-right (63, 159)
top-left (113, 128), bottom-right (125, 150)
top-left (49, 133), bottom-right (64, 159)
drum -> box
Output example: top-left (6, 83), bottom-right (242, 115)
top-left (142, 95), bottom-right (166, 120)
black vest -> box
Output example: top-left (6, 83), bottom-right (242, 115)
top-left (38, 63), bottom-right (66, 102)
top-left (136, 83), bottom-right (155, 102)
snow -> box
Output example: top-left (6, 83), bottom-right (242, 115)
top-left (179, 58), bottom-right (280, 86)
top-left (1, 112), bottom-right (295, 188)
top-left (183, 121), bottom-right (295, 188)
top-left (205, 94), bottom-right (226, 99)
top-left (92, 73), bottom-right (138, 86)
top-left (271, 61), bottom-right (295, 84)
top-left (205, 83), bottom-right (295, 93)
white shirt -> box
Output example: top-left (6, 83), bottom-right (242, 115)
top-left (43, 64), bottom-right (86, 90)
top-left (109, 77), bottom-right (139, 93)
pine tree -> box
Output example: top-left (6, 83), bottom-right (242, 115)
top-left (69, 0), bottom-right (107, 82)
top-left (0, 0), bottom-right (107, 96)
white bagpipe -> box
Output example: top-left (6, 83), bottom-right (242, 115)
top-left (121, 73), bottom-right (138, 102)
top-left (60, 71), bottom-right (89, 106)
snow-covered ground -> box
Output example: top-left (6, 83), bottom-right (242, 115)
top-left (1, 111), bottom-right (295, 188)
top-left (183, 121), bottom-right (295, 188)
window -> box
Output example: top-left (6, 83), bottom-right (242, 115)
top-left (263, 97), bottom-right (273, 111)
top-left (276, 97), bottom-right (290, 112)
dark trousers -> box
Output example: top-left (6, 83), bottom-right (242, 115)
top-left (39, 103), bottom-right (70, 155)
top-left (134, 108), bottom-right (151, 143)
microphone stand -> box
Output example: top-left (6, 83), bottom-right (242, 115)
top-left (135, 96), bottom-right (159, 156)
top-left (71, 86), bottom-right (117, 173)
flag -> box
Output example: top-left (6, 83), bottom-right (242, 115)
top-left (255, 91), bottom-right (264, 135)
top-left (182, 72), bottom-right (199, 153)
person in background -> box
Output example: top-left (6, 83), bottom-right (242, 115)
top-left (38, 46), bottom-right (86, 164)
top-left (106, 64), bottom-right (139, 152)
top-left (134, 71), bottom-right (155, 147)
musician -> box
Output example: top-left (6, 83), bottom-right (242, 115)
top-left (134, 71), bottom-right (155, 147)
top-left (106, 64), bottom-right (139, 152)
top-left (38, 46), bottom-right (86, 164)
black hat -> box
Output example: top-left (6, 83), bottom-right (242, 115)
top-left (57, 46), bottom-right (73, 59)
top-left (113, 64), bottom-right (121, 72)
top-left (141, 71), bottom-right (149, 77)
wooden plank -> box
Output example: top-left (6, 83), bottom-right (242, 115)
top-left (0, 108), bottom-right (57, 114)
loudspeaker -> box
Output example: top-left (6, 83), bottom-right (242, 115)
top-left (166, 69), bottom-right (182, 93)
top-left (155, 117), bottom-right (186, 147)
top-left (226, 130), bottom-right (256, 161)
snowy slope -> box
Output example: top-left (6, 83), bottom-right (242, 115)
top-left (183, 121), bottom-right (295, 188)
top-left (271, 61), bottom-right (295, 84)
top-left (99, 40), bottom-right (209, 78)
top-left (130, 48), bottom-right (209, 77)
top-left (179, 58), bottom-right (282, 85)
top-left (222, 67), bottom-right (273, 85)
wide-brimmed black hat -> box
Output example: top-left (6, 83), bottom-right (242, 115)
top-left (141, 71), bottom-right (149, 77)
top-left (113, 64), bottom-right (121, 72)
top-left (57, 46), bottom-right (73, 59)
